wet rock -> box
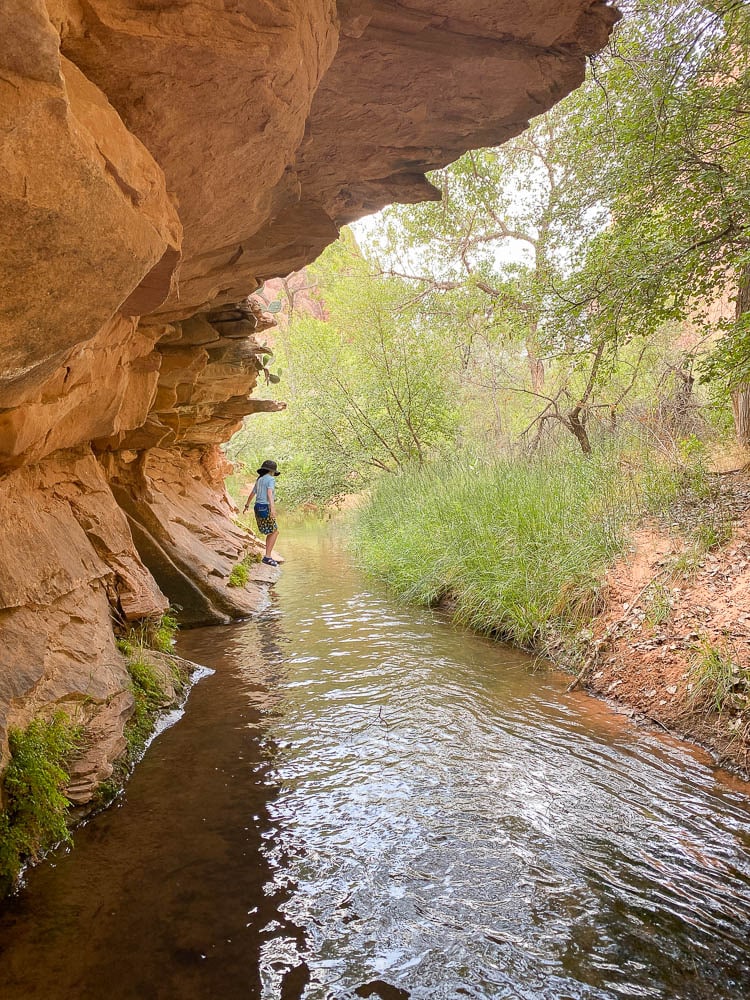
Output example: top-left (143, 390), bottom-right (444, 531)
top-left (250, 562), bottom-right (283, 586)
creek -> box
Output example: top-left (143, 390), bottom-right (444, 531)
top-left (1, 517), bottom-right (750, 999)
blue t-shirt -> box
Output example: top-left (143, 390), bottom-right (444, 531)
top-left (255, 473), bottom-right (276, 505)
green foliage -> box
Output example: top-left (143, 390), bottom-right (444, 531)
top-left (678, 434), bottom-right (707, 464)
top-left (701, 310), bottom-right (750, 390)
top-left (98, 635), bottom-right (185, 805)
top-left (117, 611), bottom-right (178, 657)
top-left (690, 640), bottom-right (748, 715)
top-left (151, 611), bottom-right (179, 653)
top-left (667, 506), bottom-right (732, 579)
top-left (124, 658), bottom-right (167, 763)
top-left (360, 1), bottom-right (747, 441)
top-left (292, 246), bottom-right (459, 468)
top-left (671, 545), bottom-right (704, 580)
top-left (639, 461), bottom-right (685, 515)
top-left (693, 518), bottom-right (733, 552)
top-left (226, 233), bottom-right (460, 506)
top-left (228, 561), bottom-right (250, 588)
top-left (227, 549), bottom-right (263, 588)
top-left (94, 776), bottom-right (121, 809)
top-left (551, 0), bottom-right (750, 370)
top-left (0, 714), bottom-right (82, 893)
top-left (116, 614), bottom-right (176, 766)
top-left (223, 0), bottom-right (744, 512)
top-left (353, 449), bottom-right (678, 647)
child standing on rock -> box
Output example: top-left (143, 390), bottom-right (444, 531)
top-left (243, 459), bottom-right (280, 566)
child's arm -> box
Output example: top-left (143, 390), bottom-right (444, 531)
top-left (243, 483), bottom-right (257, 513)
top-left (268, 482), bottom-right (276, 518)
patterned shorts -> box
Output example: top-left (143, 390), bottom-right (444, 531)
top-left (254, 503), bottom-right (278, 536)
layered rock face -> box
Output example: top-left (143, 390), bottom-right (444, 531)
top-left (0, 1), bottom-right (618, 794)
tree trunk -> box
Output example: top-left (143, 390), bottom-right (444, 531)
top-left (671, 367), bottom-right (696, 434)
top-left (732, 384), bottom-right (750, 447)
top-left (567, 407), bottom-right (592, 455)
top-left (731, 263), bottom-right (750, 446)
top-left (564, 342), bottom-right (603, 455)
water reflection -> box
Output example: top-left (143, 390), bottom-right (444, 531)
top-left (250, 521), bottom-right (750, 999)
top-left (0, 516), bottom-right (748, 1000)
top-left (0, 617), bottom-right (308, 999)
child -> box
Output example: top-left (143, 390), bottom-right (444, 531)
top-left (243, 459), bottom-right (280, 566)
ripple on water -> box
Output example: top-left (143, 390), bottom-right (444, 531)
top-left (0, 519), bottom-right (748, 1000)
top-left (244, 523), bottom-right (750, 1000)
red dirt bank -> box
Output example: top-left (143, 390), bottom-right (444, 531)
top-left (579, 473), bottom-right (750, 775)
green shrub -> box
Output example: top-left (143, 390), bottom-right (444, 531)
top-left (0, 713), bottom-right (82, 893)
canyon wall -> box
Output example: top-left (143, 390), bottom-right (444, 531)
top-left (0, 0), bottom-right (618, 797)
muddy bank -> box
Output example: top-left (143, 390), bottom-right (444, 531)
top-left (572, 472), bottom-right (750, 776)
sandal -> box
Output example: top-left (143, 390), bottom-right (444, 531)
top-left (262, 556), bottom-right (279, 567)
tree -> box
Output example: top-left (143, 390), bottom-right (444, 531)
top-left (549, 0), bottom-right (750, 444)
top-left (229, 233), bottom-right (460, 504)
top-left (230, 0), bottom-right (749, 475)
top-left (358, 102), bottom-right (658, 455)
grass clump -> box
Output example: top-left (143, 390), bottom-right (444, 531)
top-left (645, 583), bottom-right (672, 628)
top-left (106, 611), bottom-right (184, 803)
top-left (95, 655), bottom-right (180, 809)
top-left (151, 611), bottom-right (179, 653)
top-left (116, 610), bottom-right (179, 657)
top-left (353, 451), bottom-right (671, 648)
top-left (0, 713), bottom-right (82, 893)
top-left (228, 561), bottom-right (250, 588)
top-left (668, 515), bottom-right (733, 581)
top-left (693, 518), bottom-right (732, 552)
top-left (114, 622), bottom-right (172, 770)
top-left (689, 640), bottom-right (748, 715)
top-left (228, 551), bottom-right (262, 588)
top-left (124, 657), bottom-right (167, 763)
top-left (671, 546), bottom-right (704, 580)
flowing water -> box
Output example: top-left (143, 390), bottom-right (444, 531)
top-left (1, 517), bottom-right (750, 1000)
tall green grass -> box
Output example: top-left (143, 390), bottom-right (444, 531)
top-left (353, 450), bottom-right (679, 648)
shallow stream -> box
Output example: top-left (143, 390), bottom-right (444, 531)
top-left (1, 517), bottom-right (750, 999)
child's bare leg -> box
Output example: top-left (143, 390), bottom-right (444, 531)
top-left (265, 530), bottom-right (279, 558)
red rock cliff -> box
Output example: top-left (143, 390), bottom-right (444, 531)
top-left (0, 0), bottom-right (618, 798)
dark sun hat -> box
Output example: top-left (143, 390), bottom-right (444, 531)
top-left (256, 459), bottom-right (280, 477)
